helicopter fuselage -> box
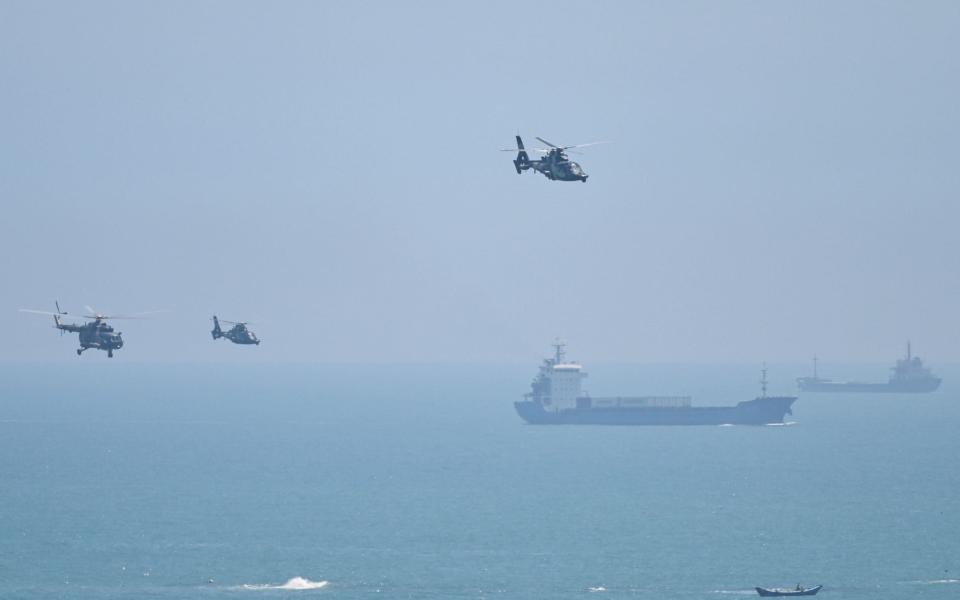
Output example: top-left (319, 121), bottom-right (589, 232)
top-left (57, 318), bottom-right (123, 357)
top-left (222, 325), bottom-right (259, 345)
top-left (528, 151), bottom-right (588, 181)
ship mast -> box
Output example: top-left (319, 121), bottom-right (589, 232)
top-left (760, 362), bottom-right (768, 398)
top-left (907, 340), bottom-right (912, 361)
top-left (552, 338), bottom-right (566, 364)
top-left (813, 355), bottom-right (818, 379)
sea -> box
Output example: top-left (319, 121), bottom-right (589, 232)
top-left (1, 361), bottom-right (958, 599)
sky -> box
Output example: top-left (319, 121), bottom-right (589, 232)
top-left (1, 1), bottom-right (958, 364)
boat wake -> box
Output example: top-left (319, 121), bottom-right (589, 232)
top-left (586, 585), bottom-right (607, 592)
top-left (766, 421), bottom-right (797, 427)
top-left (910, 579), bottom-right (959, 585)
top-left (241, 577), bottom-right (329, 591)
top-left (711, 590), bottom-right (755, 595)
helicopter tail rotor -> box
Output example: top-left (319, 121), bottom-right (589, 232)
top-left (55, 300), bottom-right (66, 328)
top-left (211, 316), bottom-right (223, 340)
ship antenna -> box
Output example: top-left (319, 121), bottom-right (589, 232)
top-left (760, 362), bottom-right (768, 398)
top-left (552, 338), bottom-right (566, 364)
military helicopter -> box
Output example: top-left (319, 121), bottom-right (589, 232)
top-left (19, 302), bottom-right (163, 357)
top-left (211, 316), bottom-right (260, 345)
top-left (502, 135), bottom-right (609, 182)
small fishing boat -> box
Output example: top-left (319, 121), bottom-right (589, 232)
top-left (755, 585), bottom-right (822, 596)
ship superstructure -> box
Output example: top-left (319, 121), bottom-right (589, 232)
top-left (515, 343), bottom-right (796, 426)
top-left (797, 343), bottom-right (941, 393)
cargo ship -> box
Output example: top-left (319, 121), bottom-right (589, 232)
top-left (514, 343), bottom-right (796, 426)
top-left (797, 343), bottom-right (941, 393)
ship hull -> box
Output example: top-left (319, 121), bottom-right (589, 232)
top-left (514, 396), bottom-right (795, 426)
top-left (756, 585), bottom-right (821, 597)
top-left (797, 378), bottom-right (941, 393)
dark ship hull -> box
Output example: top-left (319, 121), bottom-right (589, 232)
top-left (797, 377), bottom-right (940, 393)
top-left (514, 396), bottom-right (796, 426)
top-left (755, 585), bottom-right (822, 597)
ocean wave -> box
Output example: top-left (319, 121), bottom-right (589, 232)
top-left (242, 577), bottom-right (329, 591)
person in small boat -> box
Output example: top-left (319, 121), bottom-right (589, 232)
top-left (796, 584), bottom-right (802, 591)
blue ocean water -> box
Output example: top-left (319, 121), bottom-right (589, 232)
top-left (1, 362), bottom-right (958, 599)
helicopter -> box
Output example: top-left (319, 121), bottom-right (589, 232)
top-left (19, 302), bottom-right (162, 357)
top-left (502, 135), bottom-right (609, 182)
top-left (211, 316), bottom-right (260, 345)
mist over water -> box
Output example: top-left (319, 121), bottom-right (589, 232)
top-left (1, 363), bottom-right (958, 599)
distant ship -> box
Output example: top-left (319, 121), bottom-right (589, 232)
top-left (755, 585), bottom-right (822, 597)
top-left (514, 343), bottom-right (796, 426)
top-left (797, 343), bottom-right (941, 393)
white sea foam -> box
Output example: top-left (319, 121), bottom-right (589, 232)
top-left (242, 577), bottom-right (329, 591)
top-left (766, 421), bottom-right (797, 427)
top-left (587, 585), bottom-right (607, 592)
top-left (911, 579), bottom-right (959, 585)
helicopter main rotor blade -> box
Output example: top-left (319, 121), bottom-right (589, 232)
top-left (535, 136), bottom-right (559, 148)
top-left (561, 141), bottom-right (612, 150)
top-left (82, 315), bottom-right (144, 320)
top-left (126, 309), bottom-right (171, 317)
top-left (500, 147), bottom-right (549, 154)
top-left (19, 309), bottom-right (70, 317)
top-left (534, 137), bottom-right (611, 151)
top-left (80, 309), bottom-right (171, 320)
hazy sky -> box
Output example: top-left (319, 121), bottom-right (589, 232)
top-left (2, 1), bottom-right (958, 363)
